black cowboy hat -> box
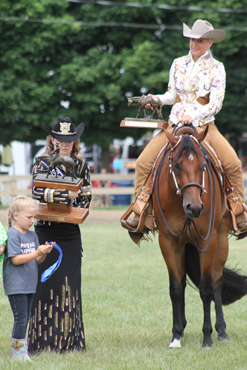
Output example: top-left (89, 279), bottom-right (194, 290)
top-left (42, 117), bottom-right (85, 142)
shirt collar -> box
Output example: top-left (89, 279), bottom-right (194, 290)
top-left (186, 50), bottom-right (212, 65)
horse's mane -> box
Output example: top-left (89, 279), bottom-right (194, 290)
top-left (175, 136), bottom-right (199, 160)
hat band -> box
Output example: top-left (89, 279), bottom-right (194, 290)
top-left (52, 130), bottom-right (76, 136)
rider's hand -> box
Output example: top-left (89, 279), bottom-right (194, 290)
top-left (180, 115), bottom-right (193, 125)
top-left (145, 94), bottom-right (155, 109)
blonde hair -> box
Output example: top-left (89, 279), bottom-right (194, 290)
top-left (8, 196), bottom-right (38, 229)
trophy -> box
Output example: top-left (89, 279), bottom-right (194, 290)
top-left (33, 143), bottom-right (89, 224)
top-left (120, 94), bottom-right (168, 129)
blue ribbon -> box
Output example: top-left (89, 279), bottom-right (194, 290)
top-left (41, 243), bottom-right (63, 282)
top-left (40, 160), bottom-right (65, 177)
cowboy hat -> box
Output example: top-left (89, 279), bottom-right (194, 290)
top-left (42, 117), bottom-right (85, 142)
top-left (183, 19), bottom-right (225, 43)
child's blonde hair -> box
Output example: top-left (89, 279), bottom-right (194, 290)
top-left (8, 196), bottom-right (38, 229)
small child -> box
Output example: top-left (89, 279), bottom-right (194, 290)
top-left (3, 196), bottom-right (55, 361)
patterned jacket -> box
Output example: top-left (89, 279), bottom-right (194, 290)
top-left (32, 158), bottom-right (92, 209)
top-left (157, 51), bottom-right (226, 126)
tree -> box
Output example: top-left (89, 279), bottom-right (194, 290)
top-left (0, 0), bottom-right (247, 159)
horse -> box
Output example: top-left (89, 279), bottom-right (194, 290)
top-left (127, 94), bottom-right (163, 120)
top-left (153, 124), bottom-right (247, 349)
top-left (35, 143), bottom-right (77, 181)
top-left (47, 143), bottom-right (77, 180)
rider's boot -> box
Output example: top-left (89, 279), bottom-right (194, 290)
top-left (236, 213), bottom-right (247, 232)
top-left (121, 201), bottom-right (154, 233)
top-left (227, 191), bottom-right (247, 233)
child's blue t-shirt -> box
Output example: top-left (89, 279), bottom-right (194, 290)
top-left (3, 227), bottom-right (39, 295)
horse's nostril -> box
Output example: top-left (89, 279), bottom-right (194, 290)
top-left (185, 202), bottom-right (204, 218)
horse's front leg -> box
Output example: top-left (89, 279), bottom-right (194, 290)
top-left (169, 274), bottom-right (186, 348)
top-left (136, 109), bottom-right (140, 118)
top-left (46, 167), bottom-right (51, 178)
top-left (180, 275), bottom-right (187, 337)
top-left (213, 276), bottom-right (228, 341)
top-left (143, 107), bottom-right (147, 118)
top-left (213, 214), bottom-right (229, 341)
top-left (150, 108), bottom-right (155, 119)
top-left (199, 274), bottom-right (213, 348)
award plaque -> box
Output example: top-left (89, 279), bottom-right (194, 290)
top-left (120, 118), bottom-right (167, 129)
top-left (120, 94), bottom-right (168, 129)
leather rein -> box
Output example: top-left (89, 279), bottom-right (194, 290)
top-left (155, 131), bottom-right (217, 253)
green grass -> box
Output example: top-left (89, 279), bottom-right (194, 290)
top-left (1, 221), bottom-right (247, 369)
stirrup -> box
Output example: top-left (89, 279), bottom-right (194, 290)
top-left (120, 202), bottom-right (149, 233)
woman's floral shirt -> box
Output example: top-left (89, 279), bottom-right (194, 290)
top-left (157, 51), bottom-right (226, 126)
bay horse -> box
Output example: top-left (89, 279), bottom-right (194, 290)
top-left (153, 125), bottom-right (247, 349)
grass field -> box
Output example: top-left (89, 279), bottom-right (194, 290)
top-left (1, 220), bottom-right (247, 369)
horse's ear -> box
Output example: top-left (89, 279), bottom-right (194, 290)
top-left (196, 125), bottom-right (209, 144)
top-left (165, 129), bottom-right (179, 147)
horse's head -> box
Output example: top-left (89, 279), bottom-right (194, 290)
top-left (127, 97), bottom-right (133, 107)
top-left (35, 155), bottom-right (50, 165)
top-left (165, 126), bottom-right (208, 219)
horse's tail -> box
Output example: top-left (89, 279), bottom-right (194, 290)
top-left (185, 243), bottom-right (247, 305)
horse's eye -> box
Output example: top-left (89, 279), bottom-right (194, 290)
top-left (174, 162), bottom-right (182, 171)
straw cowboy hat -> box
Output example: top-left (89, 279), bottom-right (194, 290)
top-left (42, 116), bottom-right (85, 142)
top-left (183, 19), bottom-right (225, 43)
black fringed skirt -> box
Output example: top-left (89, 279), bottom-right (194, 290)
top-left (28, 222), bottom-right (86, 353)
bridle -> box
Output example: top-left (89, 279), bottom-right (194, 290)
top-left (168, 135), bottom-right (207, 196)
top-left (155, 133), bottom-right (217, 253)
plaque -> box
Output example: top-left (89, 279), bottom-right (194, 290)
top-left (120, 118), bottom-right (166, 129)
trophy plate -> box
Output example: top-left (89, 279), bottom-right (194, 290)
top-left (120, 118), bottom-right (167, 129)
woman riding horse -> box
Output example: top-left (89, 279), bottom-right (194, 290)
top-left (121, 19), bottom-right (247, 236)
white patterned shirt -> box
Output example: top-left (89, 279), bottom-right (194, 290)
top-left (157, 51), bottom-right (226, 126)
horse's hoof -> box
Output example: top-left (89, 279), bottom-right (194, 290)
top-left (202, 341), bottom-right (213, 349)
top-left (217, 333), bottom-right (229, 341)
top-left (169, 338), bottom-right (181, 349)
